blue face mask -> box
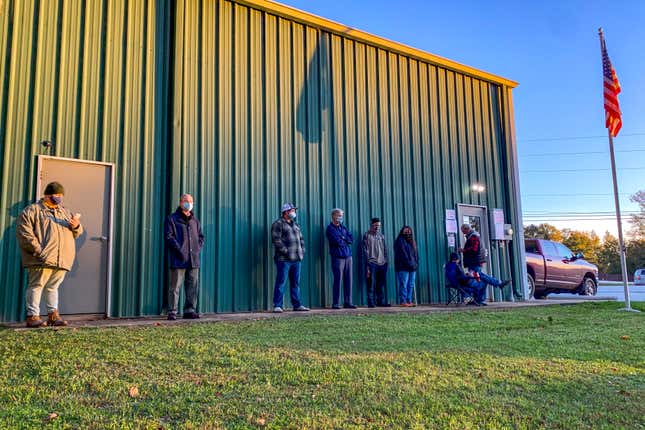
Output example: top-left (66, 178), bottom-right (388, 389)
top-left (337, 217), bottom-right (344, 224)
top-left (288, 211), bottom-right (297, 220)
top-left (182, 202), bottom-right (193, 211)
top-left (49, 196), bottom-right (63, 205)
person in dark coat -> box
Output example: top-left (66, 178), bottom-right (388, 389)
top-left (326, 208), bottom-right (356, 309)
top-left (459, 224), bottom-right (486, 272)
top-left (394, 226), bottom-right (419, 307)
top-left (444, 252), bottom-right (509, 306)
top-left (165, 194), bottom-right (204, 320)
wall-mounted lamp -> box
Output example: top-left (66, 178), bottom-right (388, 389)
top-left (471, 183), bottom-right (485, 193)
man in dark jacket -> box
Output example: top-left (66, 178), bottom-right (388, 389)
top-left (326, 208), bottom-right (356, 309)
top-left (445, 252), bottom-right (509, 306)
top-left (16, 182), bottom-right (83, 327)
top-left (165, 194), bottom-right (204, 320)
top-left (459, 224), bottom-right (486, 272)
top-left (271, 203), bottom-right (310, 313)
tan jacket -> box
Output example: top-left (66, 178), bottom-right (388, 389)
top-left (16, 200), bottom-right (83, 271)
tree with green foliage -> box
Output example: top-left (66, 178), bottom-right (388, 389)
top-left (597, 232), bottom-right (620, 274)
top-left (523, 223), bottom-right (563, 242)
top-left (561, 229), bottom-right (601, 265)
top-left (629, 190), bottom-right (645, 240)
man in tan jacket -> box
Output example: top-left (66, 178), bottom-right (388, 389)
top-left (16, 182), bottom-right (83, 327)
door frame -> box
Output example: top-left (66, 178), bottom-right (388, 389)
top-left (456, 204), bottom-right (490, 263)
top-left (36, 155), bottom-right (116, 317)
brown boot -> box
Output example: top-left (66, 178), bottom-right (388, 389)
top-left (47, 310), bottom-right (68, 327)
top-left (26, 315), bottom-right (47, 328)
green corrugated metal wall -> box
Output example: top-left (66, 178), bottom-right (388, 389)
top-left (0, 0), bottom-right (522, 322)
top-left (0, 0), bottom-right (171, 322)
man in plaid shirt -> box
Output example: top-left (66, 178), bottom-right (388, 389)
top-left (271, 203), bottom-right (310, 313)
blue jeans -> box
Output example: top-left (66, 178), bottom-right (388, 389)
top-left (462, 280), bottom-right (487, 303)
top-left (366, 262), bottom-right (388, 306)
top-left (478, 271), bottom-right (502, 287)
top-left (396, 271), bottom-right (416, 304)
top-left (332, 256), bottom-right (353, 307)
top-left (273, 260), bottom-right (302, 309)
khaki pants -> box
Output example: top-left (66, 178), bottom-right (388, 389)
top-left (26, 268), bottom-right (67, 316)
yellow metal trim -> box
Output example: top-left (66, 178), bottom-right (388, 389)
top-left (233, 0), bottom-right (518, 88)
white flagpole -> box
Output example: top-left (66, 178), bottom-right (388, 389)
top-left (607, 130), bottom-right (634, 312)
top-left (598, 28), bottom-right (638, 313)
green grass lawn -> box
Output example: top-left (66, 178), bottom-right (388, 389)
top-left (1, 302), bottom-right (644, 430)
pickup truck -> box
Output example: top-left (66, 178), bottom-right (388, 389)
top-left (525, 239), bottom-right (599, 299)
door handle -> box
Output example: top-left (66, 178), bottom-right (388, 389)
top-left (90, 236), bottom-right (108, 242)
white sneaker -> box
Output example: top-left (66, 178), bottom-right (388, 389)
top-left (294, 306), bottom-right (310, 311)
top-left (273, 307), bottom-right (283, 313)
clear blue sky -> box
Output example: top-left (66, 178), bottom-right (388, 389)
top-left (279, 0), bottom-right (645, 239)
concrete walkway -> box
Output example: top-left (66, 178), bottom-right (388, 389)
top-left (5, 297), bottom-right (612, 330)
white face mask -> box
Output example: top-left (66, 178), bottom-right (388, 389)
top-left (182, 202), bottom-right (193, 211)
top-left (288, 211), bottom-right (297, 220)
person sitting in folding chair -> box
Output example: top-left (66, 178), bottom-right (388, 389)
top-left (444, 252), bottom-right (510, 306)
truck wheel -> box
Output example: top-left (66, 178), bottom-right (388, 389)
top-left (579, 276), bottom-right (597, 296)
top-left (528, 273), bottom-right (537, 298)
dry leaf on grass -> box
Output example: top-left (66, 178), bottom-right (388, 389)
top-left (128, 386), bottom-right (139, 398)
top-left (45, 413), bottom-right (58, 421)
top-left (620, 335), bottom-right (630, 340)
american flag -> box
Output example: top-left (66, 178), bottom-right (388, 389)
top-left (600, 32), bottom-right (622, 137)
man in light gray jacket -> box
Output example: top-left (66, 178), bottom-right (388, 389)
top-left (16, 182), bottom-right (83, 327)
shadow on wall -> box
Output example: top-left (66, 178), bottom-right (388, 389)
top-left (296, 33), bottom-right (331, 145)
top-left (0, 201), bottom-right (32, 321)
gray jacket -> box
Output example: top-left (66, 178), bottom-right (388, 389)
top-left (16, 200), bottom-right (83, 271)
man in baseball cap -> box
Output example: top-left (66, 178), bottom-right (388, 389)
top-left (270, 203), bottom-right (309, 312)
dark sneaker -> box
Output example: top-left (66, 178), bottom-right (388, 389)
top-left (499, 280), bottom-right (511, 288)
top-left (183, 312), bottom-right (200, 319)
top-left (467, 301), bottom-right (481, 307)
top-left (331, 305), bottom-right (341, 310)
top-left (294, 306), bottom-right (310, 311)
top-left (478, 302), bottom-right (488, 306)
top-left (167, 312), bottom-right (177, 321)
top-left (377, 303), bottom-right (392, 307)
top-left (343, 304), bottom-right (357, 309)
top-left (367, 304), bottom-right (376, 308)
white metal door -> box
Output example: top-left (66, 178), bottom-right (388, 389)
top-left (37, 156), bottom-right (114, 316)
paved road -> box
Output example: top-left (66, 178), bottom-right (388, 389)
top-left (543, 284), bottom-right (645, 302)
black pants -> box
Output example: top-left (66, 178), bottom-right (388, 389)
top-left (366, 262), bottom-right (388, 306)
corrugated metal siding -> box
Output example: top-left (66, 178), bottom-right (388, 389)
top-left (171, 0), bottom-right (522, 313)
top-left (0, 0), bottom-right (522, 322)
top-left (0, 0), bottom-right (171, 322)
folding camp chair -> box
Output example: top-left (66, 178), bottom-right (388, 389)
top-left (446, 277), bottom-right (470, 305)
top-left (444, 264), bottom-right (473, 306)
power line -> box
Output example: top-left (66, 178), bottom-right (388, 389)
top-left (523, 167), bottom-right (643, 173)
top-left (520, 149), bottom-right (645, 157)
top-left (523, 193), bottom-right (632, 197)
top-left (519, 132), bottom-right (645, 143)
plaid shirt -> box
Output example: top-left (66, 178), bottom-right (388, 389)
top-left (271, 217), bottom-right (305, 262)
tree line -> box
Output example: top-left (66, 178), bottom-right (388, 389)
top-left (523, 190), bottom-right (645, 278)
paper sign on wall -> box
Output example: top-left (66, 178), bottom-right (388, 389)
top-left (445, 209), bottom-right (458, 233)
top-left (493, 209), bottom-right (505, 240)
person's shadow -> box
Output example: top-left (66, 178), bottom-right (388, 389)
top-left (0, 200), bottom-right (31, 322)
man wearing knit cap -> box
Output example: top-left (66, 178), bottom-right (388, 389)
top-left (16, 181), bottom-right (83, 327)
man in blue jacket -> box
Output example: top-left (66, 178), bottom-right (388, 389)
top-left (445, 252), bottom-right (509, 306)
top-left (326, 208), bottom-right (356, 309)
top-left (165, 194), bottom-right (204, 320)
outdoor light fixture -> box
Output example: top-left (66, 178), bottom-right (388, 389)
top-left (471, 183), bottom-right (485, 193)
